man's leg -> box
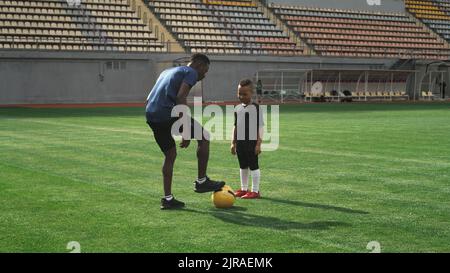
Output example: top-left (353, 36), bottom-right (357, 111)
top-left (197, 138), bottom-right (209, 179)
top-left (148, 119), bottom-right (184, 209)
top-left (160, 145), bottom-right (185, 209)
top-left (191, 118), bottom-right (210, 179)
top-left (162, 147), bottom-right (177, 197)
top-left (190, 119), bottom-right (225, 193)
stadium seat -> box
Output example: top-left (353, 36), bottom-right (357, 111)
top-left (0, 0), bottom-right (166, 52)
top-left (271, 3), bottom-right (450, 60)
top-left (146, 0), bottom-right (305, 56)
top-left (405, 0), bottom-right (450, 43)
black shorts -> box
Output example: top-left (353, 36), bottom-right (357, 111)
top-left (146, 114), bottom-right (206, 153)
top-left (236, 141), bottom-right (259, 171)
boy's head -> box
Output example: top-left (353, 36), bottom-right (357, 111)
top-left (188, 53), bottom-right (210, 81)
top-left (238, 79), bottom-right (254, 105)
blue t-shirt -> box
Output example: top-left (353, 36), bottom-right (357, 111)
top-left (145, 66), bottom-right (198, 123)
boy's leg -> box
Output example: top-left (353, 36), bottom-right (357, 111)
top-left (249, 154), bottom-right (260, 193)
top-left (250, 169), bottom-right (260, 193)
top-left (242, 151), bottom-right (261, 199)
top-left (240, 168), bottom-right (249, 191)
top-left (235, 143), bottom-right (250, 197)
top-left (237, 146), bottom-right (250, 190)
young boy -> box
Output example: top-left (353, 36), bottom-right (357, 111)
top-left (230, 79), bottom-right (264, 199)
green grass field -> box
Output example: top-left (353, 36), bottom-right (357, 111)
top-left (1, 103), bottom-right (449, 253)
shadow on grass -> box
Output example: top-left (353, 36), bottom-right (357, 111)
top-left (181, 206), bottom-right (349, 231)
top-left (262, 197), bottom-right (369, 215)
top-left (211, 210), bottom-right (349, 231)
top-left (178, 206), bottom-right (247, 214)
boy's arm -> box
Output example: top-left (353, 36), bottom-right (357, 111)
top-left (231, 112), bottom-right (237, 155)
top-left (232, 126), bottom-right (237, 144)
top-left (230, 126), bottom-right (237, 155)
top-left (255, 105), bottom-right (264, 155)
top-left (255, 126), bottom-right (263, 155)
top-left (232, 111), bottom-right (237, 144)
top-left (257, 127), bottom-right (264, 145)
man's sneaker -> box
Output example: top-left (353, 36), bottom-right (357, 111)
top-left (235, 189), bottom-right (248, 198)
top-left (194, 177), bottom-right (226, 193)
top-left (160, 197), bottom-right (185, 210)
top-left (241, 191), bottom-right (260, 199)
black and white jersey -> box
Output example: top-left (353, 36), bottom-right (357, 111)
top-left (234, 102), bottom-right (264, 142)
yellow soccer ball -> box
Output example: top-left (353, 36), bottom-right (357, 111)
top-left (222, 185), bottom-right (235, 194)
top-left (211, 186), bottom-right (235, 208)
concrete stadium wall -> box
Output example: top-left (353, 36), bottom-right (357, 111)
top-left (1, 50), bottom-right (408, 105)
top-left (268, 0), bottom-right (406, 13)
top-left (153, 54), bottom-right (396, 102)
top-left (0, 51), bottom-right (155, 104)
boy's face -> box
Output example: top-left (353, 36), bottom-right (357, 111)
top-left (238, 85), bottom-right (253, 105)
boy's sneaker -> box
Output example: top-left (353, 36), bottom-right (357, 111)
top-left (194, 177), bottom-right (226, 193)
top-left (241, 192), bottom-right (260, 199)
top-left (235, 189), bottom-right (248, 198)
top-left (160, 197), bottom-right (185, 210)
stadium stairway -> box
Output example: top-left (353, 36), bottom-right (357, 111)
top-left (145, 0), bottom-right (311, 55)
top-left (270, 3), bottom-right (450, 60)
top-left (251, 0), bottom-right (314, 55)
top-left (405, 0), bottom-right (450, 44)
top-left (404, 3), bottom-right (450, 49)
top-left (133, 0), bottom-right (184, 52)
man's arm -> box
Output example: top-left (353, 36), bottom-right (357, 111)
top-left (176, 82), bottom-right (192, 106)
top-left (176, 82), bottom-right (193, 148)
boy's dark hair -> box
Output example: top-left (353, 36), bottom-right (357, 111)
top-left (191, 53), bottom-right (210, 65)
top-left (239, 78), bottom-right (254, 87)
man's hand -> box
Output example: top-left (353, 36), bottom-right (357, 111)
top-left (180, 138), bottom-right (191, 149)
top-left (230, 144), bottom-right (236, 155)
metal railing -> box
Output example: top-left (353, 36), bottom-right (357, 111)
top-left (1, 36), bottom-right (450, 59)
top-left (0, 36), bottom-right (171, 53)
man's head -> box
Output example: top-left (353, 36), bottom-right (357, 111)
top-left (188, 53), bottom-right (210, 81)
top-left (238, 78), bottom-right (254, 105)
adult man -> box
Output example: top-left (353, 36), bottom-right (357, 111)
top-left (146, 53), bottom-right (225, 210)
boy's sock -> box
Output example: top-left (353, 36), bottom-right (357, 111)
top-left (240, 168), bottom-right (249, 191)
top-left (251, 169), bottom-right (260, 193)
